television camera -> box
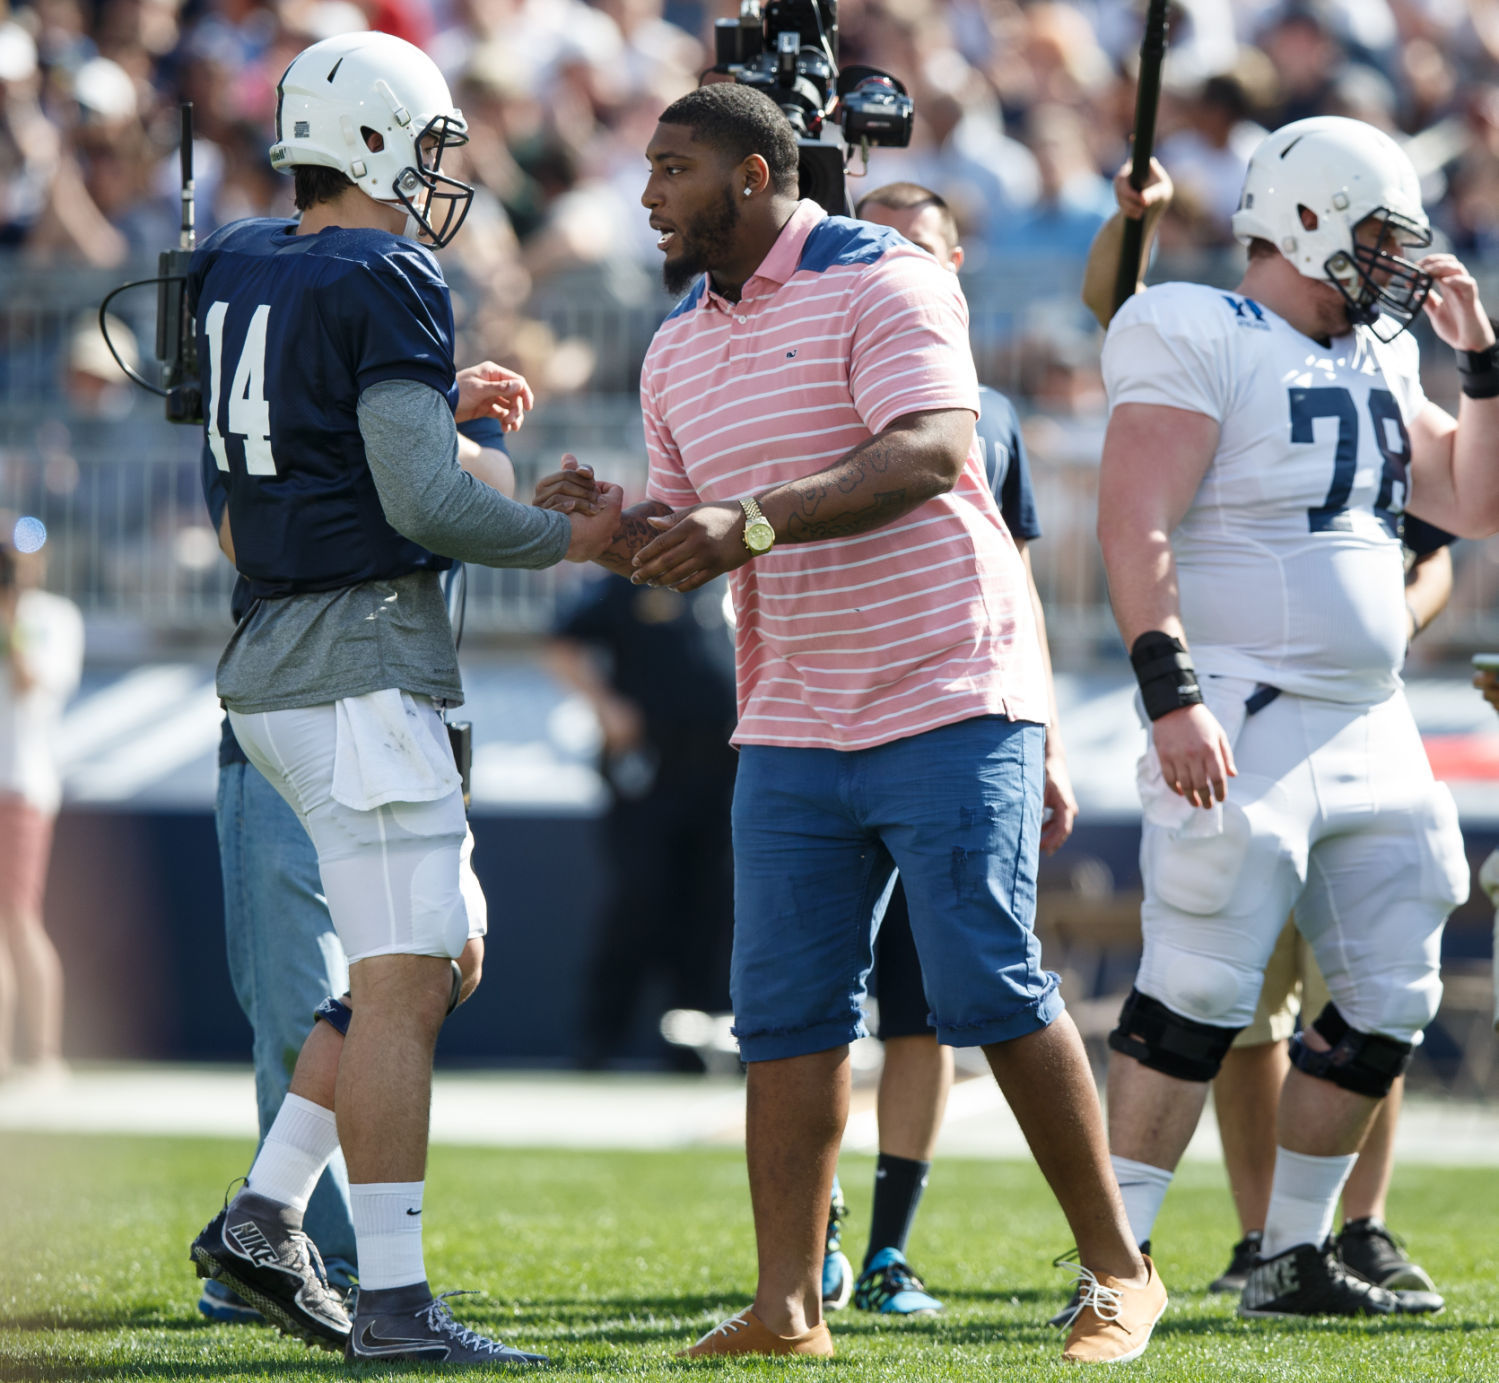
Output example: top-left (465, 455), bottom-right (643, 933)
top-left (713, 0), bottom-right (914, 215)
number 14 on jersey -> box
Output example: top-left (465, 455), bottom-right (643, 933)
top-left (204, 300), bottom-right (276, 475)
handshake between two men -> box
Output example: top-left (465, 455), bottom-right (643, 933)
top-left (535, 456), bottom-right (767, 588)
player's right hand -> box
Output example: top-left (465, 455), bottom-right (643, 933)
top-left (1113, 156), bottom-right (1172, 220)
top-left (535, 454), bottom-right (601, 515)
top-left (1152, 702), bottom-right (1236, 809)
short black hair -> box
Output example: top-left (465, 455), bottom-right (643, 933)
top-left (293, 164), bottom-right (355, 212)
top-left (658, 83), bottom-right (799, 196)
top-left (855, 182), bottom-right (959, 252)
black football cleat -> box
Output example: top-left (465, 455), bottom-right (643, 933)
top-left (1337, 1217), bottom-right (1438, 1292)
top-left (190, 1191), bottom-right (350, 1350)
top-left (1239, 1239), bottom-right (1443, 1319)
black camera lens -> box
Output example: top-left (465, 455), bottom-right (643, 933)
top-left (839, 75), bottom-right (914, 148)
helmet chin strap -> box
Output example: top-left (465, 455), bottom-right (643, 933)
top-left (403, 211), bottom-right (423, 241)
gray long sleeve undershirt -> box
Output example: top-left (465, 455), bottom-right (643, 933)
top-left (359, 379), bottom-right (570, 568)
top-left (216, 380), bottom-right (572, 715)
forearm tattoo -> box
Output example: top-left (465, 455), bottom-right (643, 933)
top-left (596, 500), bottom-right (673, 577)
top-left (780, 434), bottom-right (921, 542)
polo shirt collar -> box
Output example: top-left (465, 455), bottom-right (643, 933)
top-left (702, 198), bottom-right (827, 306)
top-left (749, 199), bottom-right (827, 287)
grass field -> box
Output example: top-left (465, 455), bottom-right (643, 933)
top-left (2, 1130), bottom-right (1496, 1381)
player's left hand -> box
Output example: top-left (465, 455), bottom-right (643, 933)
top-left (456, 361), bottom-right (536, 431)
top-left (632, 502), bottom-right (753, 591)
top-left (1040, 749), bottom-right (1078, 855)
top-left (1419, 255), bottom-right (1496, 352)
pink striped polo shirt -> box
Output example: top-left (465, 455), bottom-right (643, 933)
top-left (641, 199), bottom-right (1047, 751)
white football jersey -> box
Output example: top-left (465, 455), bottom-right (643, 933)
top-left (1102, 281), bottom-right (1427, 704)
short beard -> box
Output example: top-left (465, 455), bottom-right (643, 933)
top-left (662, 186), bottom-right (741, 296)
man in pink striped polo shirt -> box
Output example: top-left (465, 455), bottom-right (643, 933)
top-left (541, 82), bottom-right (1164, 1364)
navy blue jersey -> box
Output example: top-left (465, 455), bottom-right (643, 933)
top-left (976, 384), bottom-right (1041, 542)
top-left (188, 217), bottom-right (459, 598)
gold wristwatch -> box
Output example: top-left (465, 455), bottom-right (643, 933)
top-left (740, 496), bottom-right (776, 555)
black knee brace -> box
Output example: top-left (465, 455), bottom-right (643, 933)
top-left (313, 994), bottom-right (353, 1035)
top-left (447, 959), bottom-right (463, 1015)
top-left (1107, 987), bottom-right (1241, 1082)
top-left (1289, 1002), bottom-right (1412, 1098)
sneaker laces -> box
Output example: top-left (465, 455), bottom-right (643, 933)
top-left (700, 1313), bottom-right (749, 1342)
top-left (295, 1231), bottom-right (331, 1289)
top-left (1322, 1247), bottom-right (1381, 1299)
top-left (421, 1291), bottom-right (512, 1356)
top-left (280, 1226), bottom-right (340, 1306)
top-left (1054, 1254), bottom-right (1123, 1324)
top-left (878, 1259), bottom-right (927, 1294)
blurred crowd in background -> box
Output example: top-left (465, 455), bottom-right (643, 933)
top-left (10, 0), bottom-right (1499, 655)
top-left (15, 0), bottom-right (1499, 394)
top-left (6, 0), bottom-right (1499, 1084)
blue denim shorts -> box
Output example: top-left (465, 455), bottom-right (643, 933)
top-left (730, 716), bottom-right (1063, 1062)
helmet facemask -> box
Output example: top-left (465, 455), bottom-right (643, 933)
top-left (1232, 117), bottom-right (1437, 344)
top-left (391, 113), bottom-right (473, 249)
top-left (1323, 207), bottom-right (1433, 343)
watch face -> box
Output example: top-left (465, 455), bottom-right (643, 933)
top-left (746, 520), bottom-right (775, 553)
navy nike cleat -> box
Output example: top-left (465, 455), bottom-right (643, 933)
top-left (347, 1284), bottom-right (548, 1365)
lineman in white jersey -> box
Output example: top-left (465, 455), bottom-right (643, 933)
top-left (1094, 116), bottom-right (1499, 1320)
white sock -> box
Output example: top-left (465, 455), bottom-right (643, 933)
top-left (1110, 1155), bottom-right (1174, 1247)
top-left (1260, 1148), bottom-right (1358, 1259)
top-left (245, 1094), bottom-right (340, 1216)
top-left (351, 1181), bottom-right (427, 1291)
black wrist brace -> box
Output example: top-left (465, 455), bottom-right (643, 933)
top-left (1130, 631), bottom-right (1204, 722)
top-left (1456, 343), bottom-right (1499, 399)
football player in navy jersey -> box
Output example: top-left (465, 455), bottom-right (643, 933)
top-left (185, 30), bottom-right (618, 1367)
top-left (798, 184), bottom-right (1078, 1321)
top-left (195, 411), bottom-right (521, 1327)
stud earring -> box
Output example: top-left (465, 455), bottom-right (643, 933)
top-left (743, 187), bottom-right (752, 197)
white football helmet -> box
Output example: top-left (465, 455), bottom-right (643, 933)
top-left (270, 31), bottom-right (473, 248)
top-left (1231, 116), bottom-right (1432, 340)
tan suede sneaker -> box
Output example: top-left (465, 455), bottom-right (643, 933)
top-left (679, 1309), bottom-right (835, 1358)
top-left (1060, 1253), bottom-right (1168, 1364)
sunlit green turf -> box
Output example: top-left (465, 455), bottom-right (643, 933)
top-left (2, 1130), bottom-right (1495, 1380)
